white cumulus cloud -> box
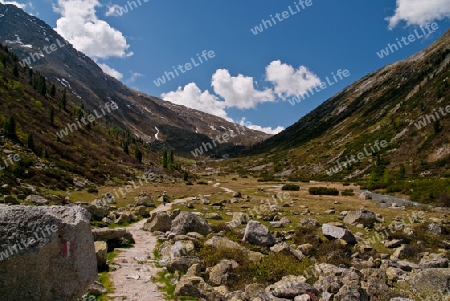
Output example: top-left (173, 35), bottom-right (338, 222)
top-left (387, 0), bottom-right (450, 29)
top-left (0, 0), bottom-right (26, 9)
top-left (161, 83), bottom-right (231, 121)
top-left (238, 117), bottom-right (284, 135)
top-left (265, 60), bottom-right (321, 99)
top-left (98, 63), bottom-right (123, 80)
top-left (105, 4), bottom-right (123, 17)
top-left (53, 0), bottom-right (132, 59)
top-left (211, 69), bottom-right (274, 109)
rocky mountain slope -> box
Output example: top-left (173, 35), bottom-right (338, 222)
top-left (0, 3), bottom-right (269, 158)
top-left (223, 30), bottom-right (450, 203)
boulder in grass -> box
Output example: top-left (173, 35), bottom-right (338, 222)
top-left (243, 220), bottom-right (275, 247)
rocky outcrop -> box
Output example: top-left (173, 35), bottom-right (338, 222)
top-left (0, 205), bottom-right (97, 301)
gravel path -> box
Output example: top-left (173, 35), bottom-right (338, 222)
top-left (108, 198), bottom-right (190, 301)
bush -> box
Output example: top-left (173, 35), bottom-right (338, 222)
top-left (341, 189), bottom-right (354, 196)
top-left (309, 187), bottom-right (339, 195)
top-left (87, 187), bottom-right (99, 194)
top-left (226, 252), bottom-right (316, 291)
top-left (281, 184), bottom-right (300, 191)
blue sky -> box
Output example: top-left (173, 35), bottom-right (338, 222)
top-left (3, 0), bottom-right (450, 133)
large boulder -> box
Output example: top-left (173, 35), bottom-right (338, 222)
top-left (170, 211), bottom-right (212, 236)
top-left (322, 224), bottom-right (356, 244)
top-left (143, 211), bottom-right (172, 232)
top-left (343, 210), bottom-right (377, 227)
top-left (243, 220), bottom-right (275, 247)
top-left (0, 205), bottom-right (97, 301)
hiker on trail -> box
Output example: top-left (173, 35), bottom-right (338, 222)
top-left (163, 191), bottom-right (167, 206)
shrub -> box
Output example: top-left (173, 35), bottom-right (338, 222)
top-left (87, 187), bottom-right (99, 194)
top-left (226, 252), bottom-right (316, 291)
top-left (341, 189), bottom-right (354, 196)
top-left (309, 187), bottom-right (339, 195)
top-left (281, 184), bottom-right (300, 191)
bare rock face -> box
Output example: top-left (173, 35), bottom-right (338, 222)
top-left (0, 205), bottom-right (97, 301)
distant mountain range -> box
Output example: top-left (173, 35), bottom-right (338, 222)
top-left (0, 3), bottom-right (270, 159)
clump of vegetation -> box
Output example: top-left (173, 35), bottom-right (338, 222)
top-left (341, 189), bottom-right (354, 196)
top-left (227, 253), bottom-right (316, 291)
top-left (281, 184), bottom-right (300, 191)
top-left (87, 187), bottom-right (98, 194)
top-left (309, 187), bottom-right (339, 195)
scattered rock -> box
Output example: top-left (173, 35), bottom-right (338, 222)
top-left (265, 275), bottom-right (318, 298)
top-left (299, 218), bottom-right (320, 228)
top-left (205, 213), bottom-right (222, 220)
top-left (25, 194), bottom-right (49, 205)
top-left (208, 259), bottom-right (237, 286)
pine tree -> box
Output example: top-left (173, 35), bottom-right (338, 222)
top-left (26, 133), bottom-right (34, 151)
top-left (134, 147), bottom-right (142, 163)
top-left (50, 84), bottom-right (56, 97)
top-left (60, 89), bottom-right (66, 110)
top-left (433, 120), bottom-right (442, 133)
top-left (12, 62), bottom-right (19, 77)
top-left (122, 141), bottom-right (129, 155)
top-left (37, 75), bottom-right (46, 96)
top-left (162, 150), bottom-right (168, 168)
top-left (49, 107), bottom-right (54, 126)
top-left (42, 148), bottom-right (49, 159)
top-left (383, 169), bottom-right (392, 185)
top-left (399, 164), bottom-right (406, 179)
top-left (4, 116), bottom-right (16, 139)
top-left (1, 56), bottom-right (6, 68)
